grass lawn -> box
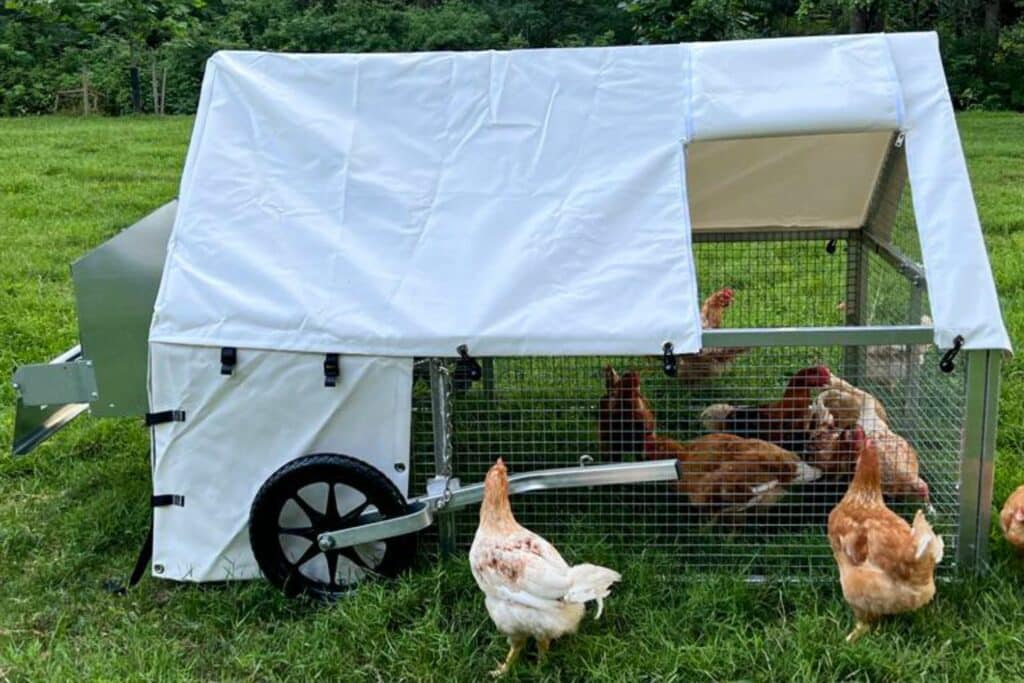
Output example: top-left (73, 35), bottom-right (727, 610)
top-left (1, 112), bottom-right (1023, 681)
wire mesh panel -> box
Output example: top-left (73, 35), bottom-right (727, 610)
top-left (408, 216), bottom-right (969, 578)
top-left (409, 347), bottom-right (963, 577)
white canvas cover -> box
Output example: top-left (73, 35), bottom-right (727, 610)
top-left (148, 345), bottom-right (412, 581)
top-left (151, 32), bottom-right (1010, 354)
top-left (151, 46), bottom-right (702, 357)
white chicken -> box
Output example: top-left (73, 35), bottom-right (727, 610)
top-left (469, 458), bottom-right (621, 677)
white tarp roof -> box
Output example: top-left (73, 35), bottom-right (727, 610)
top-left (151, 32), bottom-right (1011, 354)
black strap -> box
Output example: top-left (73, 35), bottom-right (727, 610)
top-left (220, 347), bottom-right (237, 375)
top-left (128, 518), bottom-right (154, 588)
top-left (152, 494), bottom-right (184, 507)
top-left (106, 514), bottom-right (153, 595)
top-left (145, 410), bottom-right (185, 426)
top-left (324, 353), bottom-right (340, 387)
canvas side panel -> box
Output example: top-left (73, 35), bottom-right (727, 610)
top-left (148, 342), bottom-right (413, 582)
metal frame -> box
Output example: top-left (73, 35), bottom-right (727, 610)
top-left (428, 359), bottom-right (457, 555)
top-left (958, 349), bottom-right (1003, 571)
top-left (318, 458), bottom-right (683, 551)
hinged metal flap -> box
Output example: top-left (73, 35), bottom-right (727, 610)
top-left (14, 359), bottom-right (97, 406)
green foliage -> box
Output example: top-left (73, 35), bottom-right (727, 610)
top-left (0, 0), bottom-right (1022, 112)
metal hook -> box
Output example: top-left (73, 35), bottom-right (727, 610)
top-left (939, 335), bottom-right (965, 373)
top-left (825, 239), bottom-right (838, 255)
top-left (662, 342), bottom-right (677, 378)
top-left (455, 344), bottom-right (482, 382)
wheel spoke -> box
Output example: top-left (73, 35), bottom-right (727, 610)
top-left (338, 499), bottom-right (371, 526)
top-left (339, 545), bottom-right (370, 569)
top-left (325, 550), bottom-right (340, 589)
top-left (324, 482), bottom-right (340, 524)
top-left (278, 526), bottom-right (318, 541)
top-left (292, 542), bottom-right (321, 568)
top-left (291, 494), bottom-right (324, 526)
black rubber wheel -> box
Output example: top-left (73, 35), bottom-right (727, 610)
top-left (249, 453), bottom-right (417, 600)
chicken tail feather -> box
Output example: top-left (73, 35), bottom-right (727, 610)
top-left (794, 461), bottom-right (822, 483)
top-left (565, 563), bottom-right (621, 619)
top-left (912, 509), bottom-right (944, 563)
top-left (700, 404), bottom-right (734, 432)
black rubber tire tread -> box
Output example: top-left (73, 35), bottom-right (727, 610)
top-left (249, 453), bottom-right (417, 600)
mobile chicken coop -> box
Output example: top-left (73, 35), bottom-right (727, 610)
top-left (12, 32), bottom-right (1011, 597)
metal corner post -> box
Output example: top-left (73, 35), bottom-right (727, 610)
top-left (843, 231), bottom-right (869, 381)
top-left (958, 349), bottom-right (1002, 572)
top-left (428, 359), bottom-right (457, 556)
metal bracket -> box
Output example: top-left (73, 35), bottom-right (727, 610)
top-left (12, 345), bottom-right (91, 456)
top-left (13, 355), bottom-right (98, 406)
top-left (862, 231), bottom-right (927, 288)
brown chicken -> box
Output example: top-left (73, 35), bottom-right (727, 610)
top-left (599, 366), bottom-right (820, 512)
top-left (828, 427), bottom-right (943, 642)
top-left (805, 423), bottom-right (861, 480)
top-left (701, 365), bottom-right (832, 454)
top-left (677, 287), bottom-right (747, 382)
top-left (598, 366), bottom-right (655, 459)
top-left (654, 433), bottom-right (820, 512)
top-left (999, 484), bottom-right (1024, 550)
top-left (816, 375), bottom-right (929, 504)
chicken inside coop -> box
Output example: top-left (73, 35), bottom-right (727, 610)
top-left (676, 286), bottom-right (747, 382)
top-left (599, 366), bottom-right (821, 517)
top-left (812, 375), bottom-right (930, 505)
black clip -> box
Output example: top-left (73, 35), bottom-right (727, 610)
top-left (220, 347), bottom-right (237, 375)
top-left (825, 239), bottom-right (838, 255)
top-left (324, 353), bottom-right (340, 387)
top-left (456, 344), bottom-right (483, 382)
top-left (662, 342), bottom-right (677, 377)
top-left (939, 335), bottom-right (965, 374)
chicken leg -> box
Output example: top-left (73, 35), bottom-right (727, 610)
top-left (845, 620), bottom-right (872, 643)
top-left (537, 638), bottom-right (551, 661)
top-left (491, 637), bottom-right (526, 678)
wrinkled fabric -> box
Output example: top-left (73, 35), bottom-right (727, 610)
top-left (152, 46), bottom-right (701, 357)
top-left (151, 34), bottom-right (1009, 355)
top-left (149, 344), bottom-right (412, 581)
top-left (885, 33), bottom-right (1011, 352)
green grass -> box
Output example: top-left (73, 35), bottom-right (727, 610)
top-left (1, 112), bottom-right (1024, 681)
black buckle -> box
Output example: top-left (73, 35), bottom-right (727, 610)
top-left (662, 342), bottom-right (677, 377)
top-left (151, 494), bottom-right (185, 507)
top-left (144, 410), bottom-right (185, 426)
top-left (220, 347), bottom-right (237, 375)
top-left (939, 335), bottom-right (965, 373)
top-left (324, 353), bottom-right (340, 387)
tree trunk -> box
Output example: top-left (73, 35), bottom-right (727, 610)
top-left (150, 52), bottom-right (160, 115)
top-left (984, 0), bottom-right (1000, 41)
top-left (82, 70), bottom-right (90, 116)
top-left (130, 45), bottom-right (142, 113)
top-left (849, 2), bottom-right (884, 33)
top-left (160, 66), bottom-right (168, 116)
